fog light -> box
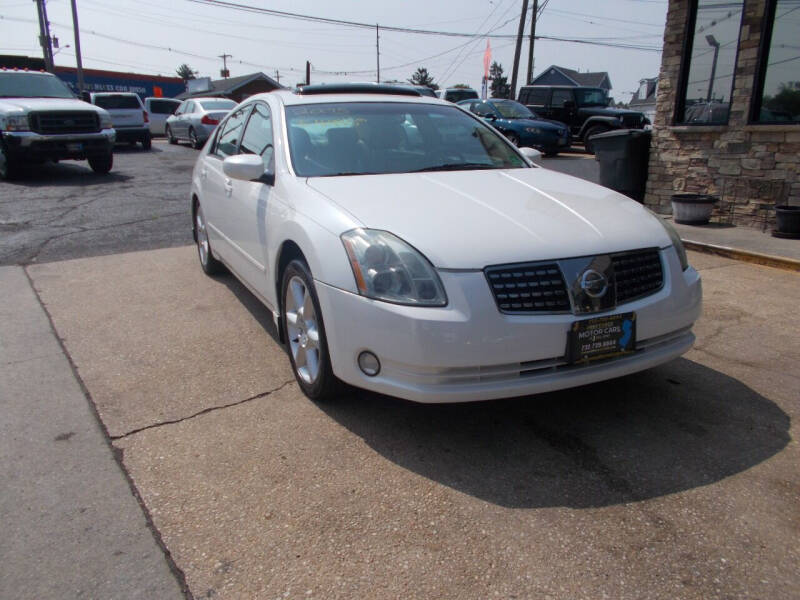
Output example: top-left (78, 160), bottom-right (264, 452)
top-left (358, 351), bottom-right (381, 376)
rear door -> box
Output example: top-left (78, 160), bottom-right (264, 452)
top-left (549, 89), bottom-right (578, 133)
top-left (94, 94), bottom-right (143, 128)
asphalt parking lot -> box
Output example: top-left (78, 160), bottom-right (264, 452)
top-left (2, 143), bottom-right (798, 599)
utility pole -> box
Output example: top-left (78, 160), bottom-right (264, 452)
top-left (275, 70), bottom-right (280, 85)
top-left (526, 0), bottom-right (538, 85)
top-left (218, 53), bottom-right (232, 78)
top-left (35, 0), bottom-right (55, 72)
top-left (305, 61), bottom-right (311, 85)
top-left (376, 24), bottom-right (380, 83)
top-left (70, 0), bottom-right (85, 95)
top-left (509, 0), bottom-right (529, 101)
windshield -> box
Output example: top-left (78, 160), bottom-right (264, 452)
top-left (199, 99), bottom-right (236, 110)
top-left (0, 72), bottom-right (75, 99)
top-left (574, 88), bottom-right (608, 107)
top-left (93, 95), bottom-right (140, 109)
top-left (444, 89), bottom-right (478, 102)
top-left (493, 100), bottom-right (535, 119)
top-left (285, 102), bottom-right (528, 177)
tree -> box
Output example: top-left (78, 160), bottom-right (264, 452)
top-left (489, 62), bottom-right (510, 99)
top-left (408, 67), bottom-right (439, 91)
top-left (176, 64), bottom-right (196, 81)
top-left (764, 83), bottom-right (800, 118)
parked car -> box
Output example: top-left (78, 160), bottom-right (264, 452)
top-left (437, 87), bottom-right (479, 103)
top-left (517, 85), bottom-right (648, 153)
top-left (457, 98), bottom-right (571, 156)
top-left (166, 97), bottom-right (237, 149)
top-left (0, 69), bottom-right (114, 179)
top-left (144, 97), bottom-right (181, 136)
top-left (190, 83), bottom-right (701, 403)
top-left (88, 92), bottom-right (151, 149)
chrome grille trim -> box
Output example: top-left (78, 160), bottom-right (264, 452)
top-left (28, 111), bottom-right (100, 135)
top-left (484, 262), bottom-right (571, 313)
top-left (612, 248), bottom-right (664, 304)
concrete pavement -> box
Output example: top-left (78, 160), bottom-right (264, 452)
top-left (0, 266), bottom-right (185, 599)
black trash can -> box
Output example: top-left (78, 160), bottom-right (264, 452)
top-left (591, 129), bottom-right (652, 202)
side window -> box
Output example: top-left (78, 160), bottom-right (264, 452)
top-left (473, 103), bottom-right (495, 117)
top-left (529, 89), bottom-right (549, 105)
top-left (214, 105), bottom-right (252, 158)
top-left (185, 101), bottom-right (195, 114)
top-left (239, 103), bottom-right (274, 171)
top-left (551, 89), bottom-right (573, 107)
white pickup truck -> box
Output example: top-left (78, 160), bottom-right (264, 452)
top-left (0, 69), bottom-right (115, 180)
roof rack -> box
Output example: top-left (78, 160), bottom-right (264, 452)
top-left (294, 83), bottom-right (421, 97)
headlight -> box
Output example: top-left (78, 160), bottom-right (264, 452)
top-left (99, 113), bottom-right (113, 129)
top-left (524, 127), bottom-right (542, 134)
top-left (5, 115), bottom-right (30, 132)
top-left (655, 216), bottom-right (689, 271)
top-left (341, 229), bottom-right (447, 306)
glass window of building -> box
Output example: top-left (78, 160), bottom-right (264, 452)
top-left (753, 0), bottom-right (800, 123)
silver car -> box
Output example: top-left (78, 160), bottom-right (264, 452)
top-left (165, 97), bottom-right (236, 149)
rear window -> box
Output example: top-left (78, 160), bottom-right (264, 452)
top-left (519, 88), bottom-right (549, 105)
top-left (148, 99), bottom-right (180, 114)
top-left (444, 89), bottom-right (478, 103)
top-left (93, 95), bottom-right (141, 109)
top-left (199, 100), bottom-right (236, 110)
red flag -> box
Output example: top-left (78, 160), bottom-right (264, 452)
top-left (483, 39), bottom-right (492, 79)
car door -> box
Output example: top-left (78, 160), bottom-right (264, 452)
top-left (179, 101), bottom-right (196, 138)
top-left (550, 89), bottom-right (578, 133)
top-left (200, 104), bottom-right (253, 267)
top-left (225, 101), bottom-right (275, 296)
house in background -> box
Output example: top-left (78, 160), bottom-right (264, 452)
top-left (531, 65), bottom-right (612, 92)
top-left (629, 77), bottom-right (658, 124)
top-left (645, 0), bottom-right (799, 227)
top-left (177, 72), bottom-right (282, 103)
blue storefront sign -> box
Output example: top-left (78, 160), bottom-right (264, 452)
top-left (55, 69), bottom-right (185, 99)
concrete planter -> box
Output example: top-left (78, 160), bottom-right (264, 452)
top-left (671, 194), bottom-right (718, 225)
top-left (774, 205), bottom-right (800, 239)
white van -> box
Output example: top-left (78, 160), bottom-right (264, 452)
top-left (89, 92), bottom-right (151, 149)
top-left (144, 97), bottom-right (181, 136)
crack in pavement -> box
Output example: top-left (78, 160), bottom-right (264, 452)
top-left (109, 380), bottom-right (297, 441)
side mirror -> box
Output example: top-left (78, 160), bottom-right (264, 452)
top-left (519, 147), bottom-right (543, 165)
top-left (223, 154), bottom-right (274, 184)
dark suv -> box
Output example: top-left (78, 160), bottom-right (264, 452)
top-left (517, 86), bottom-right (648, 153)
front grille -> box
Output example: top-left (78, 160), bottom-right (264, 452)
top-left (621, 114), bottom-right (644, 129)
top-left (29, 111), bottom-right (100, 134)
top-left (612, 248), bottom-right (663, 304)
top-left (485, 263), bottom-right (570, 313)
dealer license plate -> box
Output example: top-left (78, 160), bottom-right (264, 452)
top-left (568, 312), bottom-right (636, 363)
top-left (66, 143), bottom-right (83, 152)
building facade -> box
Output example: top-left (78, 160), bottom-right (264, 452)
top-left (645, 0), bottom-right (799, 227)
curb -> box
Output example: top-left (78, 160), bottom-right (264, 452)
top-left (682, 239), bottom-right (800, 273)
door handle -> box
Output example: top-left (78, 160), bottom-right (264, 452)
top-left (224, 178), bottom-right (233, 197)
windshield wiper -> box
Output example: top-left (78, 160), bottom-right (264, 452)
top-left (413, 162), bottom-right (497, 173)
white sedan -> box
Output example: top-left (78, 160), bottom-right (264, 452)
top-left (190, 84), bottom-right (701, 403)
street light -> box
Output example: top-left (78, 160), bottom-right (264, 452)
top-left (705, 34), bottom-right (720, 103)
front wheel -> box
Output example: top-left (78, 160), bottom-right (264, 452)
top-left (0, 143), bottom-right (20, 180)
top-left (166, 125), bottom-right (177, 144)
top-left (583, 126), bottom-right (608, 155)
top-left (281, 259), bottom-right (339, 401)
top-left (88, 152), bottom-right (113, 174)
top-left (141, 134), bottom-right (152, 150)
top-left (194, 202), bottom-right (225, 275)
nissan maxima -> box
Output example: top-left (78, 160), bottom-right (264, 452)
top-left (190, 84), bottom-right (701, 402)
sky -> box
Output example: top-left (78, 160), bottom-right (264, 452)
top-left (1, 0), bottom-right (669, 103)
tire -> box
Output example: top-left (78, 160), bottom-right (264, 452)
top-left (194, 202), bottom-right (225, 275)
top-left (166, 125), bottom-right (177, 145)
top-left (189, 127), bottom-right (203, 150)
top-left (505, 132), bottom-right (520, 147)
top-left (88, 152), bottom-right (113, 174)
top-left (141, 134), bottom-right (152, 150)
top-left (0, 143), bottom-right (20, 180)
top-left (281, 259), bottom-right (339, 401)
top-left (583, 126), bottom-right (609, 155)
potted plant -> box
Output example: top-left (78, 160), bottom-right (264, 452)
top-left (671, 194), bottom-right (718, 225)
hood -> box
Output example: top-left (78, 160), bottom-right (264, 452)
top-left (578, 106), bottom-right (643, 118)
top-left (307, 168), bottom-right (670, 269)
top-left (0, 97), bottom-right (105, 114)
top-left (504, 117), bottom-right (564, 132)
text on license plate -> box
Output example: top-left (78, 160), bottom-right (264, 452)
top-left (568, 312), bottom-right (636, 363)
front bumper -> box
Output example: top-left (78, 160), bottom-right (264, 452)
top-left (114, 126), bottom-right (150, 143)
top-left (315, 248), bottom-right (702, 403)
top-left (2, 129), bottom-right (115, 161)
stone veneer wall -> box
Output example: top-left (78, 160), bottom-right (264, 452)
top-left (644, 0), bottom-right (799, 228)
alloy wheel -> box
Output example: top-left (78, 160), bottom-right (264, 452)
top-left (284, 275), bottom-right (321, 384)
